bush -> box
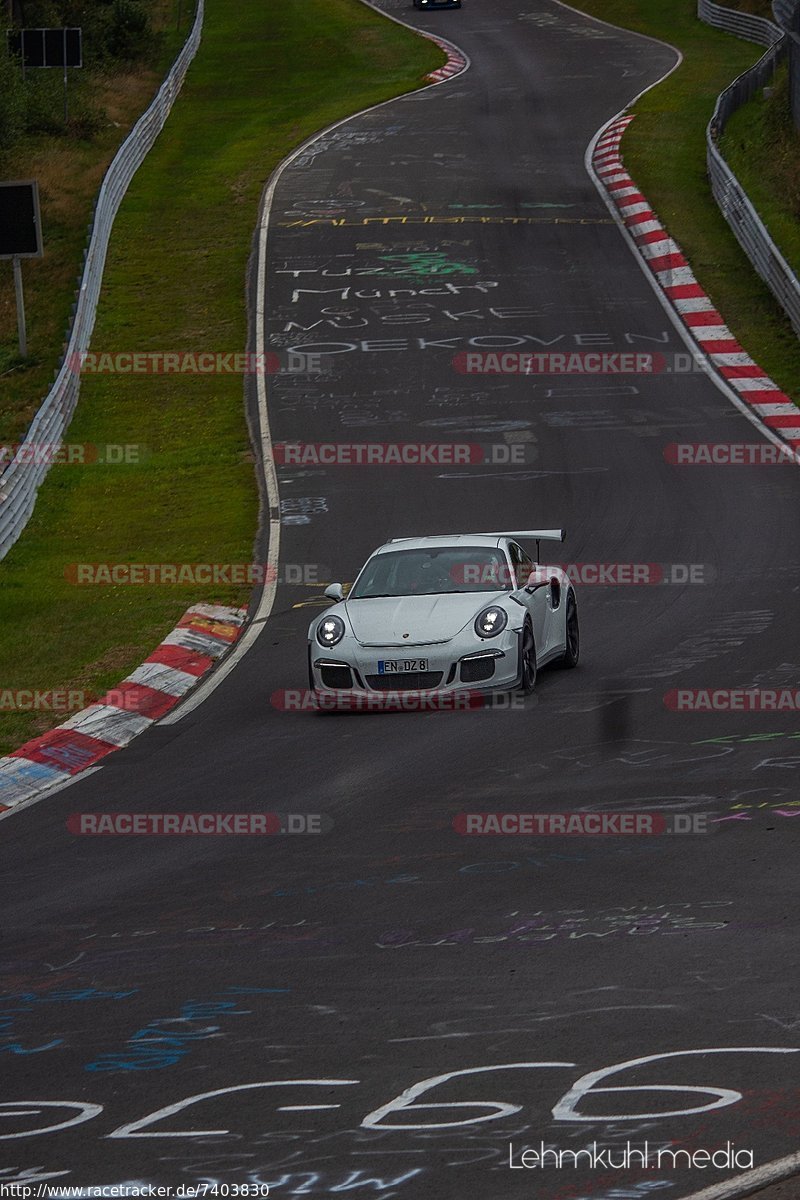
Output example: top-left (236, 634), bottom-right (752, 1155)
top-left (67, 92), bottom-right (107, 138)
top-left (0, 52), bottom-right (27, 158)
top-left (24, 68), bottom-right (70, 135)
top-left (107, 0), bottom-right (153, 61)
top-left (9, 0), bottom-right (155, 67)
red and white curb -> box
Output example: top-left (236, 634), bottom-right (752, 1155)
top-left (0, 603), bottom-right (246, 816)
top-left (426, 35), bottom-right (468, 81)
top-left (594, 116), bottom-right (800, 452)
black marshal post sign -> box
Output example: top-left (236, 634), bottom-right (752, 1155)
top-left (0, 180), bottom-right (43, 357)
top-left (7, 27), bottom-right (82, 69)
top-left (6, 27), bottom-right (83, 120)
top-left (0, 180), bottom-right (42, 259)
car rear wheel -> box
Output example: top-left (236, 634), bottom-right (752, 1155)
top-left (559, 591), bottom-right (579, 668)
top-left (518, 621), bottom-right (537, 694)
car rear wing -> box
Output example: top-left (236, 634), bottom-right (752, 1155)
top-left (387, 529), bottom-right (566, 562)
top-left (484, 529), bottom-right (565, 563)
top-left (388, 529), bottom-right (566, 543)
top-left (482, 529), bottom-right (565, 542)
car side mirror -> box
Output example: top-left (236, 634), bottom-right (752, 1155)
top-left (524, 569), bottom-right (548, 594)
top-left (324, 583), bottom-right (344, 601)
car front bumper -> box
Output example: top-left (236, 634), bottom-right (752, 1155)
top-left (309, 625), bottom-right (522, 701)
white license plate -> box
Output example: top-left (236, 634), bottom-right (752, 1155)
top-left (378, 659), bottom-right (428, 674)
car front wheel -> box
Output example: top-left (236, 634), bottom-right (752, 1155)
top-left (518, 621), bottom-right (537, 694)
top-left (560, 591), bottom-right (580, 668)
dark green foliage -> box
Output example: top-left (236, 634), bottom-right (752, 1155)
top-left (1, 0), bottom-right (155, 155)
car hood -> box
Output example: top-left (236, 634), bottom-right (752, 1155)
top-left (345, 592), bottom-right (507, 646)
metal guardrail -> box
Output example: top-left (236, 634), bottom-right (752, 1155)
top-left (698, 0), bottom-right (783, 45)
top-left (0, 1), bottom-right (204, 562)
top-left (698, 0), bottom-right (800, 337)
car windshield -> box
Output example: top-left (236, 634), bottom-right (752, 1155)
top-left (349, 547), bottom-right (512, 599)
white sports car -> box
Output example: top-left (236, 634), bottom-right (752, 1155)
top-left (307, 531), bottom-right (579, 700)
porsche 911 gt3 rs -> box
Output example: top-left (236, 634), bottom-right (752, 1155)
top-left (307, 531), bottom-right (579, 701)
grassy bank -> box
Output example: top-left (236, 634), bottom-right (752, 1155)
top-left (721, 62), bottom-right (800, 275)
top-left (0, 0), bottom-right (443, 755)
top-left (575, 0), bottom-right (800, 402)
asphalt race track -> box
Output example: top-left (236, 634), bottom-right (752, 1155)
top-left (2, 1), bottom-right (800, 1195)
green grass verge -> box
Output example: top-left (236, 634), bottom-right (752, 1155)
top-left (573, 0), bottom-right (800, 403)
top-left (721, 62), bottom-right (800, 275)
top-left (0, 0), bottom-right (443, 755)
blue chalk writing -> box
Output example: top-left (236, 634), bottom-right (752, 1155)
top-left (0, 1039), bottom-right (63, 1054)
top-left (84, 999), bottom-right (251, 1072)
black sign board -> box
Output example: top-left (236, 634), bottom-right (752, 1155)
top-left (0, 181), bottom-right (43, 260)
top-left (7, 27), bottom-right (82, 68)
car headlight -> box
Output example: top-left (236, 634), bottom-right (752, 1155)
top-left (474, 606), bottom-right (508, 638)
top-left (317, 614), bottom-right (346, 648)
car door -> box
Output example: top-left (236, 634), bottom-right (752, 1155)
top-left (509, 542), bottom-right (550, 656)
